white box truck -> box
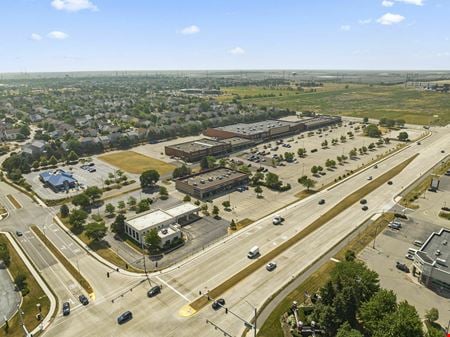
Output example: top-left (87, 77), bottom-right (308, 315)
top-left (247, 246), bottom-right (259, 259)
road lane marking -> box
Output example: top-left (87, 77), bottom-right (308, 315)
top-left (155, 276), bottom-right (191, 302)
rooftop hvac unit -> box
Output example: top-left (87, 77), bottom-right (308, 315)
top-left (435, 250), bottom-right (441, 256)
top-left (200, 179), bottom-right (205, 184)
top-left (436, 258), bottom-right (447, 266)
top-left (443, 240), bottom-right (448, 245)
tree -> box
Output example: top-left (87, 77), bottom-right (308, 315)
top-left (68, 209), bottom-right (88, 231)
top-left (363, 117), bottom-right (369, 123)
top-left (340, 135), bottom-right (347, 143)
top-left (127, 196), bottom-right (137, 209)
top-left (32, 160), bottom-right (40, 169)
top-left (111, 214), bottom-right (126, 236)
top-left (140, 170), bottom-right (160, 189)
top-left (297, 148), bottom-right (307, 157)
top-left (85, 186), bottom-right (103, 204)
top-left (222, 200), bottom-right (231, 210)
top-left (117, 200), bottom-right (126, 213)
top-left (145, 229), bottom-right (161, 251)
top-left (0, 242), bottom-right (10, 267)
top-left (425, 308), bottom-right (439, 323)
top-left (265, 172), bottom-right (281, 189)
top-left (229, 219), bottom-right (237, 230)
top-left (321, 139), bottom-right (329, 148)
top-left (336, 322), bottom-right (363, 337)
top-left (398, 131), bottom-right (409, 141)
top-left (49, 155), bottom-right (58, 166)
top-left (365, 124), bottom-right (381, 138)
top-left (172, 164), bottom-right (191, 179)
top-left (72, 193), bottom-right (91, 209)
top-left (212, 205), bottom-right (220, 218)
top-left (137, 199), bottom-right (150, 213)
top-left (19, 125), bottom-right (30, 137)
top-left (159, 186), bottom-right (168, 199)
top-left (374, 301), bottom-right (424, 337)
top-left (359, 289), bottom-right (397, 335)
top-left (311, 166), bottom-right (319, 175)
top-left (60, 204), bottom-right (70, 218)
top-left (183, 195), bottom-right (191, 202)
top-left (368, 143), bottom-right (376, 150)
top-left (344, 250), bottom-right (356, 262)
top-left (200, 156), bottom-right (216, 170)
top-left (349, 149), bottom-right (357, 158)
top-left (85, 222), bottom-right (107, 242)
top-left (67, 150), bottom-right (78, 162)
top-left (14, 273), bottom-right (27, 291)
top-left (105, 203), bottom-right (115, 217)
top-left (254, 185), bottom-right (263, 198)
top-left (299, 177), bottom-right (316, 191)
top-left (284, 152), bottom-right (294, 162)
top-left (426, 326), bottom-right (444, 337)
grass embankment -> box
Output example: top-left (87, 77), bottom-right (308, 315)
top-left (228, 218), bottom-right (255, 234)
top-left (189, 154), bottom-right (417, 311)
top-left (258, 212), bottom-right (396, 337)
top-left (294, 190), bottom-right (316, 199)
top-left (98, 151), bottom-right (175, 175)
top-left (220, 84), bottom-right (450, 125)
top-left (400, 159), bottom-right (450, 209)
top-left (0, 234), bottom-right (50, 337)
top-left (6, 195), bottom-right (21, 209)
top-left (59, 217), bottom-right (142, 273)
top-left (31, 226), bottom-right (93, 294)
top-left (439, 212), bottom-right (450, 220)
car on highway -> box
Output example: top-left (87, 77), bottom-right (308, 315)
top-left (360, 199), bottom-right (367, 205)
top-left (266, 262), bottom-right (277, 271)
top-left (441, 150), bottom-right (445, 153)
top-left (272, 215), bottom-right (284, 225)
top-left (374, 164), bottom-right (378, 169)
top-left (405, 254), bottom-right (414, 261)
top-left (367, 176), bottom-right (372, 180)
top-left (117, 311), bottom-right (133, 324)
top-left (88, 167), bottom-right (96, 173)
top-left (417, 142), bottom-right (421, 145)
top-left (396, 261), bottom-right (409, 273)
top-left (147, 285), bottom-right (161, 297)
top-left (62, 302), bottom-right (70, 316)
top-left (362, 205), bottom-right (368, 211)
top-left (387, 181), bottom-right (393, 185)
top-left (15, 231), bottom-right (23, 237)
top-left (318, 199), bottom-right (325, 205)
top-left (212, 298), bottom-right (225, 310)
top-left (79, 294), bottom-right (89, 305)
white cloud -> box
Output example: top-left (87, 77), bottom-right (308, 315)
top-left (340, 25), bottom-right (351, 31)
top-left (51, 0), bottom-right (97, 12)
top-left (229, 47), bottom-right (245, 55)
top-left (358, 18), bottom-right (372, 24)
top-left (382, 0), bottom-right (394, 7)
top-left (437, 52), bottom-right (450, 57)
top-left (180, 25), bottom-right (200, 35)
top-left (377, 13), bottom-right (405, 25)
top-left (47, 31), bottom-right (69, 39)
top-left (31, 33), bottom-right (43, 41)
top-left (395, 0), bottom-right (424, 5)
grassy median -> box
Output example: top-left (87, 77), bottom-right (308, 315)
top-left (190, 154), bottom-right (417, 311)
top-left (31, 226), bottom-right (93, 295)
top-left (0, 234), bottom-right (50, 337)
top-left (257, 212), bottom-right (396, 337)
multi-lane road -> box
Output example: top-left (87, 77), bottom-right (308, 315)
top-left (1, 126), bottom-right (448, 337)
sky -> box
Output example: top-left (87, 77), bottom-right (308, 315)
top-left (0, 0), bottom-right (449, 72)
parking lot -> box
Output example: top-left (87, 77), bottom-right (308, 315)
top-left (359, 174), bottom-right (450, 327)
top-left (24, 158), bottom-right (140, 200)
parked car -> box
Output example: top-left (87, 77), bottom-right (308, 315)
top-left (79, 294), bottom-right (89, 305)
top-left (117, 311), bottom-right (133, 325)
top-left (318, 199), bottom-right (325, 205)
top-left (360, 199), bottom-right (367, 205)
top-left (367, 176), bottom-right (372, 180)
top-left (88, 167), bottom-right (96, 173)
top-left (15, 231), bottom-right (23, 237)
top-left (387, 181), bottom-right (393, 185)
top-left (362, 205), bottom-right (368, 211)
top-left (396, 261), bottom-right (409, 273)
top-left (388, 222), bottom-right (401, 230)
top-left (62, 302), bottom-right (70, 316)
top-left (212, 298), bottom-right (225, 310)
top-left (405, 254), bottom-right (414, 261)
top-left (147, 285), bottom-right (161, 297)
top-left (266, 262), bottom-right (277, 271)
top-left (87, 162), bottom-right (95, 167)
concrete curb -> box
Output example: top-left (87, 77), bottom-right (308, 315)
top-left (0, 232), bottom-right (57, 335)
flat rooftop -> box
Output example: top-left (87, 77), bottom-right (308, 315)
top-left (420, 228), bottom-right (450, 272)
top-left (127, 210), bottom-right (173, 231)
top-left (165, 203), bottom-right (200, 218)
top-left (223, 137), bottom-right (254, 147)
top-left (179, 168), bottom-right (248, 190)
top-left (167, 138), bottom-right (224, 152)
top-left (216, 120), bottom-right (296, 136)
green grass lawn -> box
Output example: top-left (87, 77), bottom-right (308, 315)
top-left (220, 84), bottom-right (450, 126)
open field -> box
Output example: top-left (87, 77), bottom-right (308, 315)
top-left (0, 234), bottom-right (50, 337)
top-left (189, 154), bottom-right (417, 311)
top-left (258, 212), bottom-right (395, 337)
top-left (98, 151), bottom-right (176, 175)
top-left (220, 84), bottom-right (450, 125)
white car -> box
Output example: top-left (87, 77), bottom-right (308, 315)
top-left (405, 254), bottom-right (414, 261)
top-left (367, 176), bottom-right (372, 180)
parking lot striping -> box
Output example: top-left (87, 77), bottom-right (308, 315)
top-left (155, 276), bottom-right (191, 302)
